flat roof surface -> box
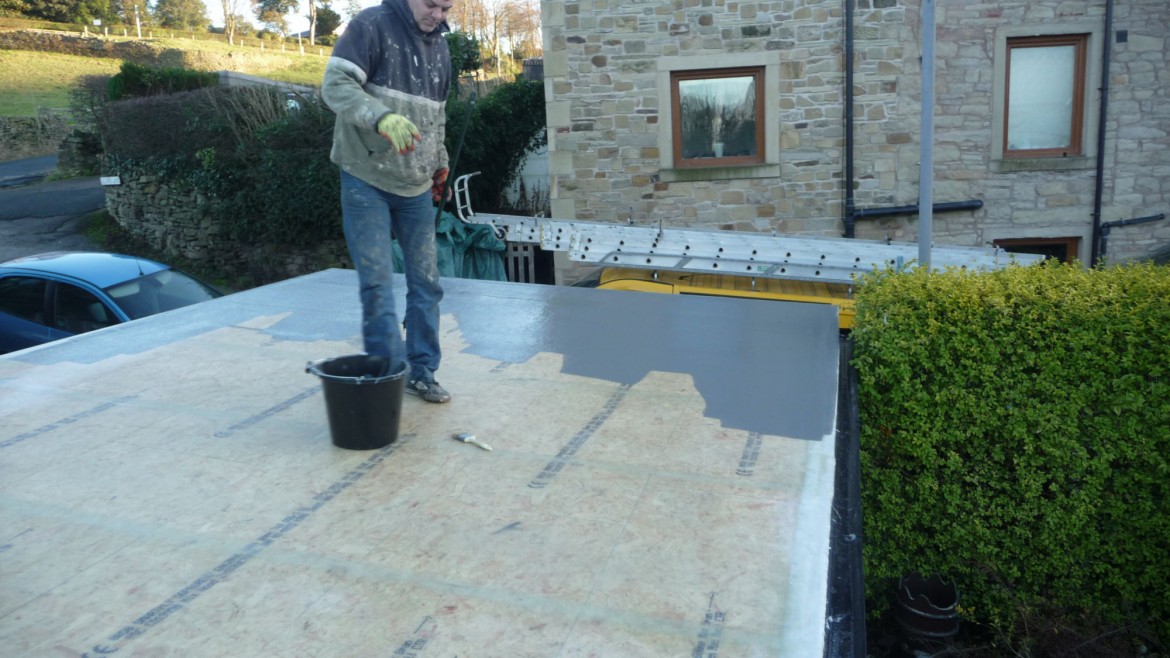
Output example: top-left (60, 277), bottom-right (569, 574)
top-left (1, 270), bottom-right (841, 657)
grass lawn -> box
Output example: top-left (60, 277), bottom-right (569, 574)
top-left (0, 50), bottom-right (122, 116)
top-left (0, 35), bottom-right (328, 117)
top-left (257, 56), bottom-right (329, 87)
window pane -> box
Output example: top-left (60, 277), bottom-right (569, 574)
top-left (54, 284), bottom-right (114, 334)
top-left (1008, 45), bottom-right (1075, 150)
top-left (0, 277), bottom-right (48, 324)
top-left (679, 76), bottom-right (758, 160)
top-left (106, 269), bottom-right (220, 320)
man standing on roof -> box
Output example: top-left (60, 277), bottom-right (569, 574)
top-left (321, 0), bottom-right (455, 403)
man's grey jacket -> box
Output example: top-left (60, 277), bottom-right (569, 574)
top-left (322, 0), bottom-right (451, 198)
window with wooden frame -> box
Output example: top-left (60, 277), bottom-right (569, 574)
top-left (1004, 34), bottom-right (1088, 159)
top-left (994, 237), bottom-right (1081, 263)
top-left (670, 67), bottom-right (765, 169)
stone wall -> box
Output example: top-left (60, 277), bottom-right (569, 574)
top-left (56, 129), bottom-right (102, 175)
top-left (542, 0), bottom-right (1170, 265)
top-left (0, 111), bottom-right (69, 160)
top-left (103, 166), bottom-right (349, 283)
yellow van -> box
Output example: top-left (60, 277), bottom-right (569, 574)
top-left (593, 267), bottom-right (857, 330)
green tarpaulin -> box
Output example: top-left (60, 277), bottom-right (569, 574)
top-left (393, 211), bottom-right (507, 281)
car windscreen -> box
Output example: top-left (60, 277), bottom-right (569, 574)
top-left (105, 269), bottom-right (221, 320)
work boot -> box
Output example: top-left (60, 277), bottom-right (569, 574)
top-left (406, 376), bottom-right (451, 403)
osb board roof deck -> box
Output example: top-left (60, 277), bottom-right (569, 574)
top-left (0, 270), bottom-right (841, 657)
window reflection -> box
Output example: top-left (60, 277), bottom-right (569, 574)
top-left (678, 75), bottom-right (758, 160)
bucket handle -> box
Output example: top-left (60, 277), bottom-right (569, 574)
top-left (305, 357), bottom-right (404, 384)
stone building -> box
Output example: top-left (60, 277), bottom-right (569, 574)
top-left (539, 0), bottom-right (1170, 269)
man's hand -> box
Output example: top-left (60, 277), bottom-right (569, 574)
top-left (431, 168), bottom-right (449, 203)
top-left (376, 114), bottom-right (422, 153)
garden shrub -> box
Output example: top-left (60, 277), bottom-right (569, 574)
top-left (851, 260), bottom-right (1170, 647)
top-left (99, 75), bottom-right (544, 256)
top-left (107, 61), bottom-right (218, 101)
top-left (445, 77), bottom-right (545, 213)
top-left (446, 31), bottom-right (482, 79)
top-left (185, 88), bottom-right (339, 247)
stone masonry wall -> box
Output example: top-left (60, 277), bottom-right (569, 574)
top-left (851, 0), bottom-right (1170, 264)
top-left (542, 0), bottom-right (1170, 264)
top-left (104, 167), bottom-right (349, 282)
top-left (543, 0), bottom-right (849, 237)
top-left (0, 111), bottom-right (69, 160)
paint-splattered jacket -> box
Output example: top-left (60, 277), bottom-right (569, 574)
top-left (322, 0), bottom-right (451, 197)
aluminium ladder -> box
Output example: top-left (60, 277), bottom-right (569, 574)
top-left (452, 173), bottom-right (1045, 286)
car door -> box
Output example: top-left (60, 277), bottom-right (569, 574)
top-left (0, 275), bottom-right (66, 353)
top-left (48, 280), bottom-right (121, 335)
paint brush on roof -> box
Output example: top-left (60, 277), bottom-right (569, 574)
top-left (453, 432), bottom-right (492, 451)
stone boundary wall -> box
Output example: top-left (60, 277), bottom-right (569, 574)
top-left (0, 28), bottom-right (178, 65)
top-left (56, 129), bottom-right (102, 175)
top-left (0, 111), bottom-right (69, 160)
top-left (103, 166), bottom-right (349, 282)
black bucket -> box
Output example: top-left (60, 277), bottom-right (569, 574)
top-left (895, 571), bottom-right (960, 653)
top-left (306, 355), bottom-right (406, 450)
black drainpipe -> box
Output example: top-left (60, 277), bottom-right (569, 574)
top-left (843, 0), bottom-right (856, 238)
top-left (1098, 213), bottom-right (1167, 261)
top-left (1090, 0), bottom-right (1114, 265)
top-left (853, 199), bottom-right (984, 220)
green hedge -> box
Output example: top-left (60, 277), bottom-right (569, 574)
top-left (446, 78), bottom-right (546, 213)
top-left (851, 260), bottom-right (1170, 643)
top-left (99, 71), bottom-right (545, 251)
top-left (107, 61), bottom-right (218, 101)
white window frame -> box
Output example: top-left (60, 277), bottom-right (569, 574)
top-left (657, 53), bottom-right (781, 183)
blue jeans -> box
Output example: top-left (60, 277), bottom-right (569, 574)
top-left (340, 170), bottom-right (443, 382)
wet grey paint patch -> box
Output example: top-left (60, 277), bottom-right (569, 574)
top-left (8, 269), bottom-right (837, 440)
top-left (439, 277), bottom-right (839, 441)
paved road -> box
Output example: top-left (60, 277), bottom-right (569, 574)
top-left (0, 155), bottom-right (107, 263)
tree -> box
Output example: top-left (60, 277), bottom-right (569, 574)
top-left (316, 4), bottom-right (342, 37)
top-left (0, 0), bottom-right (32, 17)
top-left (155, 0), bottom-right (207, 30)
top-left (342, 0), bottom-right (361, 20)
top-left (81, 0), bottom-right (118, 24)
top-left (118, 0), bottom-right (152, 30)
top-left (255, 0), bottom-right (297, 35)
top-left (228, 14), bottom-right (256, 35)
top-left (31, 0), bottom-right (119, 25)
top-left (448, 0), bottom-right (540, 78)
top-left (448, 0), bottom-right (490, 65)
top-left (306, 0), bottom-right (317, 43)
top-left (502, 0), bottom-right (540, 61)
top-left (21, 0), bottom-right (74, 22)
top-left (446, 31), bottom-right (481, 76)
top-left (220, 0), bottom-right (248, 43)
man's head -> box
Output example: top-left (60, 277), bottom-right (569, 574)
top-left (406, 0), bottom-right (454, 33)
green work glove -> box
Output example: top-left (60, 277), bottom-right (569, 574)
top-left (376, 113), bottom-right (422, 154)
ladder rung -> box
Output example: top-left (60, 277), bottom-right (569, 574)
top-left (470, 214), bottom-right (1045, 284)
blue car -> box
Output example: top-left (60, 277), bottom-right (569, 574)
top-left (0, 251), bottom-right (223, 354)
